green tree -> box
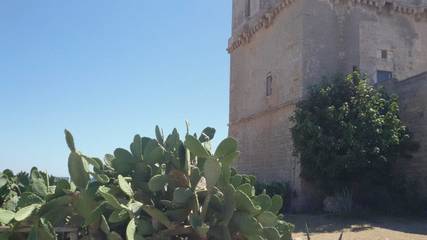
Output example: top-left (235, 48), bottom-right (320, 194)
top-left (291, 72), bottom-right (416, 194)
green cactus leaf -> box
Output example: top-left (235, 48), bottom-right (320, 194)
top-left (137, 218), bottom-right (154, 236)
top-left (32, 180), bottom-right (48, 197)
top-left (84, 156), bottom-right (102, 170)
top-left (3, 195), bottom-right (18, 211)
top-left (92, 172), bottom-right (110, 184)
top-left (235, 190), bottom-right (261, 215)
top-left (189, 213), bottom-right (203, 229)
top-left (113, 148), bottom-right (134, 175)
top-left (14, 204), bottom-right (40, 221)
top-left (257, 211), bottom-right (278, 227)
top-left (148, 174), bottom-right (168, 192)
top-left (100, 215), bottom-right (110, 234)
top-left (64, 129), bottom-right (76, 152)
top-left (54, 179), bottom-right (70, 196)
top-left (204, 158), bottom-right (221, 190)
top-left (166, 208), bottom-right (190, 222)
top-left (98, 186), bottom-right (122, 209)
top-left (230, 211), bottom-right (262, 236)
top-left (134, 163), bottom-right (152, 183)
top-left (214, 138), bottom-right (238, 160)
top-left (83, 201), bottom-right (105, 226)
top-left (230, 174), bottom-right (242, 188)
top-left (222, 151), bottom-right (240, 167)
top-left (126, 218), bottom-right (138, 240)
top-left (185, 135), bottom-right (210, 158)
top-left (17, 192), bottom-right (45, 208)
top-left (190, 167), bottom-right (201, 189)
top-left (68, 152), bottom-right (90, 189)
top-left (131, 134), bottom-right (143, 160)
top-left (109, 208), bottom-right (129, 223)
top-left (155, 125), bottom-right (164, 145)
top-left (221, 184), bottom-right (236, 225)
top-left (35, 218), bottom-right (56, 240)
top-left (199, 127), bottom-right (216, 142)
top-left (172, 187), bottom-right (193, 205)
top-left (270, 195), bottom-right (283, 214)
top-left (238, 183), bottom-right (254, 197)
top-left (0, 209), bottom-right (14, 224)
top-left (31, 176), bottom-right (48, 198)
top-left (118, 175), bottom-right (134, 198)
top-left (276, 220), bottom-right (294, 240)
top-left (262, 227), bottom-right (281, 240)
top-left (165, 128), bottom-right (180, 150)
top-left (143, 140), bottom-right (165, 164)
top-left (128, 201), bottom-right (143, 214)
top-left (107, 231), bottom-right (123, 240)
top-left (141, 205), bottom-right (172, 229)
top-left (253, 194), bottom-right (272, 212)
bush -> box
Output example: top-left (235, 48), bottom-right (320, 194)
top-left (291, 72), bottom-right (417, 197)
top-left (0, 126), bottom-right (293, 240)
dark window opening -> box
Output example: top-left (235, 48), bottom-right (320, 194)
top-left (245, 0), bottom-right (251, 17)
top-left (377, 70), bottom-right (393, 82)
top-left (266, 73), bottom-right (273, 96)
top-left (381, 50), bottom-right (388, 59)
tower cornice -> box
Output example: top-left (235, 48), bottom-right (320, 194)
top-left (227, 0), bottom-right (427, 53)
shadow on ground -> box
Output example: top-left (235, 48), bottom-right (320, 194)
top-left (285, 214), bottom-right (427, 236)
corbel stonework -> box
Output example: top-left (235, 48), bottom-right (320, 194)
top-left (227, 0), bottom-right (297, 53)
top-left (227, 0), bottom-right (427, 53)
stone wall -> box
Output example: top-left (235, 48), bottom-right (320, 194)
top-left (229, 0), bottom-right (308, 210)
top-left (379, 72), bottom-right (427, 196)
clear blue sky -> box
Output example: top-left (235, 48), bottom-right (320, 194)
top-left (0, 1), bottom-right (231, 176)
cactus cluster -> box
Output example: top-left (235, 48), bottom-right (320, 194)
top-left (0, 126), bottom-right (293, 240)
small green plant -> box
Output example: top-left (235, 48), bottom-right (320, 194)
top-left (0, 125), bottom-right (294, 240)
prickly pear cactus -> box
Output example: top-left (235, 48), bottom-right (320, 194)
top-left (0, 126), bottom-right (294, 240)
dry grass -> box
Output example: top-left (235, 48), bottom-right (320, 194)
top-left (285, 214), bottom-right (427, 240)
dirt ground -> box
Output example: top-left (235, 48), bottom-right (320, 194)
top-left (285, 214), bottom-right (427, 240)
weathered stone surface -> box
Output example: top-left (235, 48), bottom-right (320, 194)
top-left (229, 0), bottom-right (427, 211)
top-left (379, 72), bottom-right (427, 196)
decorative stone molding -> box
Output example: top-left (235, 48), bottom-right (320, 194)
top-left (227, 0), bottom-right (297, 53)
top-left (227, 0), bottom-right (427, 53)
top-left (346, 0), bottom-right (427, 17)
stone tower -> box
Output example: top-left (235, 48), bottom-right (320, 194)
top-left (228, 0), bottom-right (427, 210)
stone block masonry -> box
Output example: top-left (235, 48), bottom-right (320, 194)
top-left (229, 0), bottom-right (427, 210)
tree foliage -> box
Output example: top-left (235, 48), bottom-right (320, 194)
top-left (291, 72), bottom-right (416, 194)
